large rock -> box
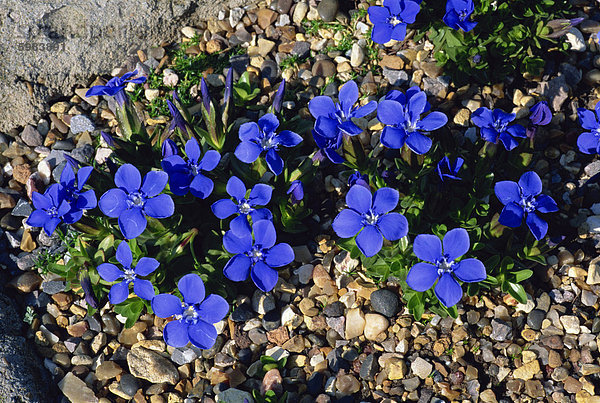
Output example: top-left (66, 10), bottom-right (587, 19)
top-left (0, 292), bottom-right (57, 401)
top-left (0, 0), bottom-right (259, 132)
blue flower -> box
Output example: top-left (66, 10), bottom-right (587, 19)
top-left (443, 0), bottom-right (477, 32)
top-left (152, 274), bottom-right (229, 349)
top-left (79, 271), bottom-right (99, 309)
top-left (211, 176), bottom-right (273, 235)
top-left (235, 113), bottom-right (302, 175)
top-left (287, 180), bottom-right (304, 205)
top-left (437, 156), bottom-right (464, 182)
top-left (224, 68), bottom-right (234, 105)
top-left (309, 80), bottom-right (377, 163)
top-left (167, 96), bottom-right (188, 134)
top-left (26, 184), bottom-right (71, 236)
top-left (348, 171), bottom-right (370, 190)
top-left (223, 220), bottom-right (294, 292)
top-left (162, 139), bottom-right (221, 198)
top-left (494, 171), bottom-right (558, 240)
top-left (471, 107), bottom-right (526, 151)
top-left (576, 102), bottom-right (600, 154)
top-left (272, 79), bottom-right (286, 114)
top-left (529, 101), bottom-right (552, 126)
top-left (368, 0), bottom-right (421, 44)
top-left (99, 164), bottom-right (174, 239)
top-left (101, 131), bottom-right (115, 147)
top-left (378, 87), bottom-right (448, 154)
top-left (85, 70), bottom-right (146, 106)
top-left (57, 163), bottom-right (97, 224)
top-left (200, 78), bottom-right (211, 112)
top-left (161, 139), bottom-right (178, 158)
top-left (97, 241), bottom-right (158, 304)
top-left (406, 228), bottom-right (486, 308)
top-left (332, 185), bottom-right (409, 257)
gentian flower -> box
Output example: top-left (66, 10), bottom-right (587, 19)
top-left (224, 68), bottom-right (233, 105)
top-left (406, 228), bottom-right (486, 308)
top-left (443, 0), bottom-right (477, 32)
top-left (161, 139), bottom-right (178, 158)
top-left (368, 0), bottom-right (421, 44)
top-left (162, 139), bottom-right (221, 198)
top-left (64, 154), bottom-right (81, 168)
top-left (287, 180), bottom-right (304, 204)
top-left (309, 80), bottom-right (377, 163)
top-left (235, 113), bottom-right (302, 175)
top-left (222, 220), bottom-right (294, 292)
top-left (471, 107), bottom-right (526, 151)
top-left (545, 18), bottom-right (584, 39)
top-left (97, 241), bottom-right (158, 304)
top-left (576, 102), bottom-right (600, 154)
top-left (101, 131), bottom-right (115, 147)
top-left (58, 163), bottom-right (97, 224)
top-left (167, 98), bottom-right (188, 134)
top-left (272, 79), bottom-right (286, 114)
top-left (332, 185), bottom-right (409, 257)
top-left (378, 87), bottom-right (448, 154)
top-left (527, 101), bottom-right (552, 138)
top-left (99, 164), bottom-right (174, 239)
top-left (85, 70), bottom-right (146, 106)
top-left (348, 171), bottom-right (370, 190)
top-left (437, 156), bottom-right (464, 182)
top-left (27, 184), bottom-right (70, 236)
top-left (200, 78), bottom-right (211, 112)
top-left (211, 176), bottom-right (273, 235)
top-left (79, 271), bottom-right (99, 309)
top-left (152, 274), bottom-right (229, 349)
top-left (494, 171), bottom-right (558, 240)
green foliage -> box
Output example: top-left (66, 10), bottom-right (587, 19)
top-left (233, 71), bottom-right (261, 106)
top-left (23, 306), bottom-right (36, 325)
top-left (414, 0), bottom-right (574, 84)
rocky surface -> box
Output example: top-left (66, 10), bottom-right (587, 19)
top-left (0, 0), bottom-right (260, 132)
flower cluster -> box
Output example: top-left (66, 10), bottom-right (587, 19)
top-left (576, 102), bottom-right (600, 154)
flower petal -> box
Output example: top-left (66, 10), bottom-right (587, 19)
top-left (276, 130), bottom-right (303, 147)
top-left (471, 107), bottom-right (493, 128)
top-left (372, 187), bottom-right (399, 214)
top-left (377, 213), bottom-right (408, 241)
top-left (253, 220), bottom-right (277, 249)
top-left (161, 155), bottom-right (187, 174)
top-left (198, 294), bottom-right (229, 324)
top-left (118, 207), bottom-right (147, 239)
top-left (27, 209), bottom-right (50, 228)
top-left (434, 272), bottom-right (463, 308)
top-left (346, 184), bottom-right (372, 214)
top-left (251, 261), bottom-right (279, 292)
top-left (418, 112), bottom-right (447, 131)
top-left (178, 273), bottom-right (205, 304)
top-left (413, 234), bottom-right (442, 263)
top-left (518, 171), bottom-right (542, 197)
top-left (406, 132), bottom-right (432, 155)
top-left (371, 23), bottom-right (393, 44)
top-left (578, 108), bottom-right (598, 130)
top-left (332, 209), bottom-right (364, 238)
top-left (264, 243), bottom-right (294, 267)
top-left (498, 132), bottom-right (519, 151)
top-left (60, 163), bottom-right (76, 188)
top-left (536, 194), bottom-right (558, 213)
top-left (43, 218), bottom-right (62, 236)
top-left (356, 225), bottom-right (383, 257)
top-left (239, 122), bottom-right (260, 142)
top-left (498, 202), bottom-right (524, 228)
top-left (507, 124), bottom-right (526, 138)
top-left (339, 120), bottom-right (363, 136)
top-left (249, 184), bottom-right (272, 206)
top-left (108, 281), bottom-right (130, 305)
top-left (258, 113), bottom-right (280, 134)
top-left (339, 80), bottom-right (359, 116)
top-left (199, 150), bottom-right (221, 172)
top-left (368, 6), bottom-right (390, 24)
top-left (377, 100), bottom-right (404, 125)
top-left (351, 101), bottom-right (377, 119)
top-left (99, 188), bottom-right (128, 218)
top-left (185, 139), bottom-right (201, 163)
top-left (230, 215), bottom-right (252, 236)
top-left (163, 320), bottom-right (190, 348)
top-left (116, 241), bottom-right (133, 268)
top-left (235, 141), bottom-right (262, 164)
top-left (494, 181), bottom-right (521, 205)
top-left (406, 262), bottom-right (438, 292)
top-left (135, 257), bottom-right (159, 276)
top-left (390, 22), bottom-right (407, 41)
top-left (31, 191), bottom-right (52, 210)
top-left (115, 164), bottom-right (141, 193)
top-left (144, 194), bottom-right (175, 218)
top-left (309, 96), bottom-right (336, 119)
top-left (577, 132), bottom-right (599, 154)
top-left (151, 294), bottom-right (183, 317)
top-left (140, 171), bottom-right (168, 197)
top-left (223, 229), bottom-right (252, 254)
top-left (226, 176), bottom-right (247, 201)
top-left (75, 189), bottom-right (97, 210)
top-left (453, 258), bottom-right (486, 283)
top-left (133, 279), bottom-right (155, 300)
top-left (223, 254), bottom-right (252, 282)
top-left (526, 212), bottom-right (548, 240)
top-left (265, 148), bottom-right (284, 176)
top-left (211, 199), bottom-right (238, 219)
top-left (380, 126), bottom-right (408, 149)
top-left (442, 228), bottom-right (470, 261)
top-left (188, 320), bottom-right (217, 349)
top-left (97, 263), bottom-right (124, 282)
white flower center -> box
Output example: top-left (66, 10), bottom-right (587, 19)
top-left (238, 201), bottom-right (252, 214)
top-left (123, 268), bottom-right (136, 282)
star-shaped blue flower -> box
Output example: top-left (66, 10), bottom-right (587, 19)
top-left (235, 113), bottom-right (302, 175)
top-left (58, 163), bottom-right (97, 224)
top-left (437, 156), bottom-right (464, 183)
top-left (471, 107), bottom-right (526, 151)
top-left (577, 102), bottom-right (600, 154)
top-left (99, 164), bottom-right (174, 239)
top-left (494, 171), bottom-right (558, 240)
top-left (27, 184), bottom-right (71, 236)
top-left (443, 0), bottom-right (477, 32)
top-left (406, 228), bottom-right (486, 308)
top-left (86, 70), bottom-right (146, 106)
top-left (368, 0), bottom-right (421, 44)
top-left (97, 241), bottom-right (159, 304)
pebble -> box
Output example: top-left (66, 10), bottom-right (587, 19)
top-left (490, 319), bottom-right (512, 341)
top-left (58, 372), bottom-right (98, 403)
top-left (350, 43), bottom-right (365, 68)
top-left (359, 354), bottom-right (378, 381)
top-left (69, 115), bottom-right (95, 134)
top-left (21, 125), bottom-right (43, 147)
top-left (369, 289), bottom-right (399, 317)
top-left (261, 368), bottom-right (283, 395)
top-left (127, 346), bottom-right (179, 385)
top-left (317, 0), bottom-right (338, 22)
top-left (566, 28), bottom-right (586, 52)
top-left (336, 374), bottom-right (360, 395)
top-left (512, 359), bottom-right (540, 380)
top-left (527, 310), bottom-right (545, 330)
top-left (560, 315), bottom-right (580, 334)
top-left (344, 308), bottom-right (365, 339)
top-left (251, 290), bottom-right (275, 314)
top-left (410, 357), bottom-right (432, 379)
top-left (363, 313), bottom-right (389, 341)
top-left (587, 257), bottom-right (600, 285)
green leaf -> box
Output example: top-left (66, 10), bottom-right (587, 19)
top-left (506, 281), bottom-right (528, 304)
top-left (513, 269), bottom-right (533, 283)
